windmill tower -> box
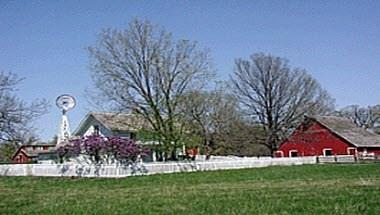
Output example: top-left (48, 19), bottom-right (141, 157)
top-left (56, 94), bottom-right (76, 146)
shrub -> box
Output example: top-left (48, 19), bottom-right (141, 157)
top-left (57, 135), bottom-right (148, 164)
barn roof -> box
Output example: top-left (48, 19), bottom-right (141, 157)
top-left (310, 115), bottom-right (380, 147)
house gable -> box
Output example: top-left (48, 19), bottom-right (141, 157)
top-left (73, 113), bottom-right (136, 138)
top-left (73, 114), bottom-right (114, 137)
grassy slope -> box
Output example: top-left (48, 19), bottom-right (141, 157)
top-left (0, 164), bottom-right (379, 214)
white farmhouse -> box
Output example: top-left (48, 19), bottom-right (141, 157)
top-left (73, 112), bottom-right (157, 162)
top-left (73, 112), bottom-right (145, 139)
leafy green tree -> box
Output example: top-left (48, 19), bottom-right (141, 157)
top-left (0, 142), bottom-right (17, 162)
top-left (181, 83), bottom-right (267, 156)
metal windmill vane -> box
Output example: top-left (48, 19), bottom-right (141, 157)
top-left (56, 94), bottom-right (76, 145)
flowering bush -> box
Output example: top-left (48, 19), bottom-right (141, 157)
top-left (56, 145), bottom-right (70, 163)
top-left (56, 138), bottom-right (82, 163)
top-left (56, 135), bottom-right (148, 164)
top-left (83, 135), bottom-right (106, 163)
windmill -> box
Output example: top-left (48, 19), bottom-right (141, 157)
top-left (56, 94), bottom-right (76, 146)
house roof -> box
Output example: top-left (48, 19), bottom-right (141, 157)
top-left (73, 112), bottom-right (149, 135)
top-left (309, 115), bottom-right (380, 148)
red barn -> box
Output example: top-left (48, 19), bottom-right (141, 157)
top-left (276, 116), bottom-right (380, 157)
top-left (12, 144), bottom-right (56, 163)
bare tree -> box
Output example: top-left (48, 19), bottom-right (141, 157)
top-left (88, 19), bottom-right (213, 160)
top-left (337, 105), bottom-right (380, 130)
top-left (0, 72), bottom-right (48, 144)
top-left (231, 53), bottom-right (335, 155)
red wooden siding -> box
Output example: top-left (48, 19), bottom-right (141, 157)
top-left (12, 145), bottom-right (56, 163)
top-left (278, 121), bottom-right (356, 157)
top-left (13, 150), bottom-right (34, 163)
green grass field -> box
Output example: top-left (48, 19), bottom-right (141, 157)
top-left (0, 164), bottom-right (379, 214)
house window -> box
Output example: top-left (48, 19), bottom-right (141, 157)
top-left (32, 146), bottom-right (36, 150)
top-left (93, 125), bottom-right (100, 135)
top-left (289, 150), bottom-right (298, 157)
top-left (43, 146), bottom-right (48, 150)
top-left (323, 148), bottom-right (333, 156)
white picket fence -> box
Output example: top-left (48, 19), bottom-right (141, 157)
top-left (317, 155), bottom-right (357, 163)
top-left (0, 156), bottom-right (317, 178)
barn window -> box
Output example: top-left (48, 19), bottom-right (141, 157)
top-left (289, 150), bottom-right (298, 157)
top-left (323, 148), bottom-right (333, 156)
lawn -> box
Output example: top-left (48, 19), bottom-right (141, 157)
top-left (0, 164), bottom-right (379, 214)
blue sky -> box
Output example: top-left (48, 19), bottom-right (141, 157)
top-left (1, 0), bottom-right (379, 141)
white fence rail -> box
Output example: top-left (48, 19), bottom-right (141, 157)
top-left (317, 155), bottom-right (357, 163)
top-left (0, 157), bottom-right (317, 178)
